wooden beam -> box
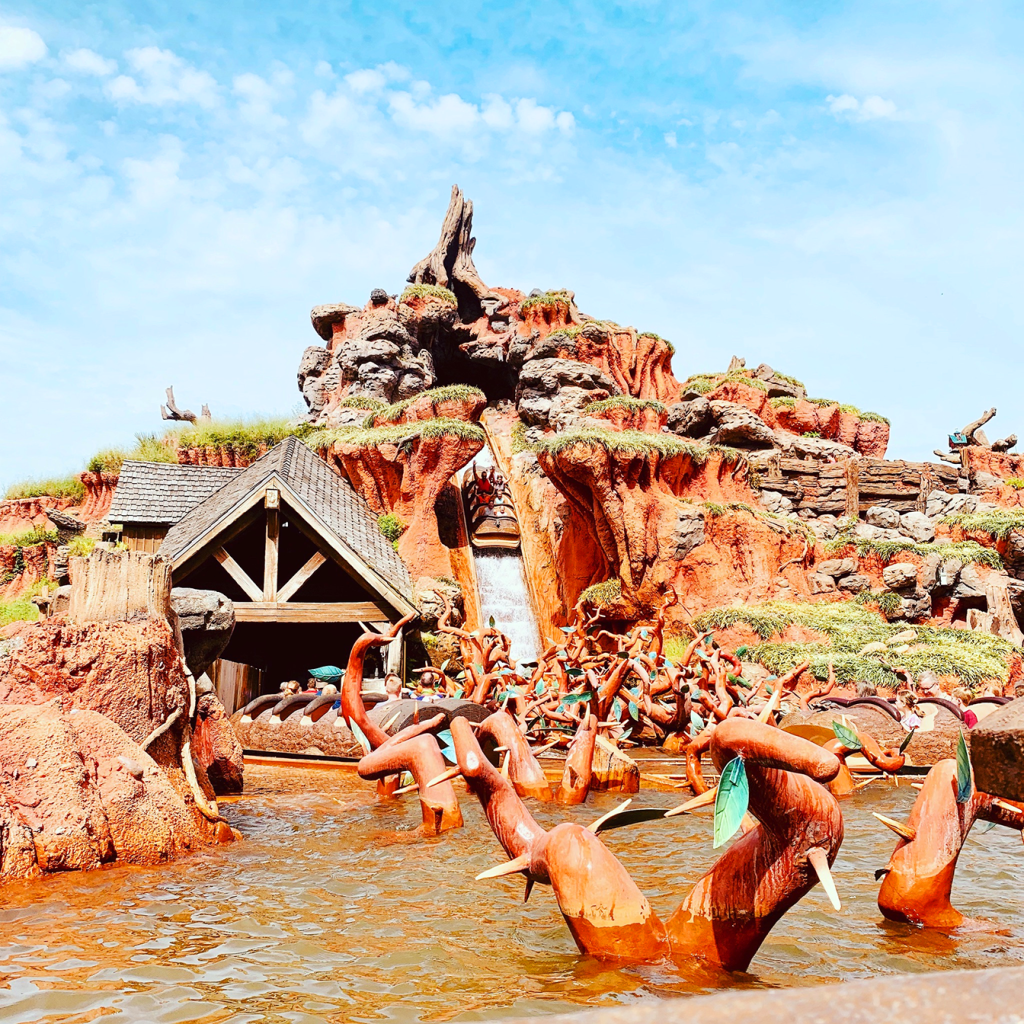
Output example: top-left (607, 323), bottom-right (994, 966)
top-left (277, 551), bottom-right (327, 603)
top-left (264, 506), bottom-right (279, 600)
top-left (234, 601), bottom-right (389, 623)
top-left (214, 547), bottom-right (264, 603)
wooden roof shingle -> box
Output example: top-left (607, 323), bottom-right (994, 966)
top-left (109, 462), bottom-right (243, 525)
top-left (158, 437), bottom-right (416, 613)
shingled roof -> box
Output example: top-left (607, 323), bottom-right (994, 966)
top-left (109, 462), bottom-right (243, 524)
top-left (159, 436), bottom-right (416, 614)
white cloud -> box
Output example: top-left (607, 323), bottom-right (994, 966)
top-left (121, 134), bottom-right (185, 205)
top-left (389, 90), bottom-right (480, 136)
top-left (0, 25), bottom-right (46, 69)
top-left (105, 47), bottom-right (217, 107)
top-left (233, 72), bottom-right (287, 128)
top-left (664, 131), bottom-right (678, 148)
top-left (64, 48), bottom-right (117, 76)
top-left (827, 93), bottom-right (898, 121)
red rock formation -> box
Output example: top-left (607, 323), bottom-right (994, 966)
top-left (192, 692), bottom-right (244, 795)
top-left (588, 401), bottom-right (667, 433)
top-left (0, 614), bottom-right (235, 881)
top-left (78, 471), bottom-right (119, 522)
top-left (0, 705), bottom-right (228, 879)
top-left (0, 497), bottom-right (77, 536)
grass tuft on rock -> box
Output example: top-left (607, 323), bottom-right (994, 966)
top-left (859, 411), bottom-right (890, 424)
top-left (377, 513), bottom-right (407, 544)
top-left (824, 530), bottom-right (1002, 568)
top-left (0, 527), bottom-right (58, 548)
top-left (682, 372), bottom-right (770, 395)
top-left (769, 396), bottom-right (796, 409)
top-left (940, 508), bottom-right (1024, 540)
top-left (585, 396), bottom-right (666, 416)
top-left (690, 599), bottom-right (1014, 687)
top-left (510, 420), bottom-right (533, 455)
top-left (535, 428), bottom-right (742, 464)
top-left (369, 385), bottom-right (486, 426)
top-left (5, 476), bottom-right (86, 501)
top-left (336, 395), bottom-right (386, 411)
top-left (520, 290), bottom-right (574, 313)
top-left (305, 418), bottom-right (485, 451)
top-left (580, 578), bottom-right (622, 606)
top-left (400, 284), bottom-right (457, 305)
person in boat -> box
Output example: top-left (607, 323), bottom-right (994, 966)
top-left (897, 695), bottom-right (921, 732)
top-left (384, 674), bottom-right (403, 702)
top-left (953, 687), bottom-right (979, 728)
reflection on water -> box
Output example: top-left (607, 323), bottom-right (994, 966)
top-left (2, 767), bottom-right (1023, 1023)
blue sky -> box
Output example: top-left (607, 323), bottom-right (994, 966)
top-left (1, 1), bottom-right (1023, 486)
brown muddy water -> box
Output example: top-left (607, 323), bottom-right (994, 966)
top-left (2, 765), bottom-right (1024, 1024)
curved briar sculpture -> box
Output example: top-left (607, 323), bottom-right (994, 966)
top-left (445, 715), bottom-right (844, 970)
top-left (876, 759), bottom-right (1024, 929)
top-left (824, 726), bottom-right (906, 798)
top-left (342, 615), bottom-right (464, 835)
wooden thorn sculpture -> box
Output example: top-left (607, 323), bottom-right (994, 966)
top-left (451, 715), bottom-right (844, 970)
top-left (824, 720), bottom-right (907, 798)
top-left (343, 615), bottom-right (464, 835)
top-left (876, 757), bottom-right (1024, 929)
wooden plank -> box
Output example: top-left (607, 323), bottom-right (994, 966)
top-left (278, 551), bottom-right (327, 603)
top-left (234, 601), bottom-right (388, 623)
top-left (214, 546), bottom-right (264, 603)
top-left (857, 484), bottom-right (923, 498)
top-left (264, 507), bottom-right (279, 601)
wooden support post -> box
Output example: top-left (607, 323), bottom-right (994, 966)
top-left (386, 628), bottom-right (404, 678)
top-left (214, 547), bottom-right (263, 603)
top-left (917, 469), bottom-right (933, 513)
top-left (844, 459), bottom-right (860, 520)
top-left (277, 551), bottom-right (326, 603)
top-left (264, 502), bottom-right (279, 601)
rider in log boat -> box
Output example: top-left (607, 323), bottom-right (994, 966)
top-left (464, 465), bottom-right (521, 550)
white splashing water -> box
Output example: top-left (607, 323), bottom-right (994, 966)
top-left (464, 445), bottom-right (541, 673)
top-left (474, 550), bottom-right (542, 673)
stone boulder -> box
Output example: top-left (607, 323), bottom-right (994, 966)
top-left (516, 358), bottom-right (619, 427)
top-left (707, 401), bottom-right (777, 448)
top-left (971, 699), bottom-right (1024, 801)
top-left (882, 562), bottom-right (918, 590)
top-left (666, 397), bottom-right (714, 438)
top-left (866, 505), bottom-right (900, 529)
top-left (171, 588), bottom-right (235, 679)
top-left (899, 511), bottom-right (936, 543)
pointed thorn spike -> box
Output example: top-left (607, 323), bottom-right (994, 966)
top-left (424, 766), bottom-right (462, 789)
top-left (873, 812), bottom-right (916, 842)
top-left (807, 847), bottom-right (841, 910)
top-left (475, 853), bottom-right (531, 881)
top-left (524, 879), bottom-right (535, 903)
top-left (665, 786), bottom-right (718, 816)
top-left (587, 798), bottom-right (633, 833)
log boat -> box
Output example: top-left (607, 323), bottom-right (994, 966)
top-left (463, 465), bottom-right (521, 549)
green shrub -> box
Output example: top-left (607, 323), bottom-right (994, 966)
top-left (1006, 478), bottom-right (1024, 490)
top-left (692, 599), bottom-right (1014, 686)
top-left (802, 431), bottom-right (821, 438)
top-left (87, 448), bottom-right (128, 473)
top-left (377, 513), bottom-right (407, 544)
top-left (175, 418), bottom-right (301, 455)
top-left (940, 508), bottom-right (1024, 540)
top-left (853, 590), bottom-right (903, 618)
top-left (66, 536), bottom-right (97, 558)
top-left (0, 598), bottom-right (38, 626)
top-left (4, 476), bottom-right (85, 501)
top-left (510, 420), bottom-right (532, 455)
top-left (399, 283), bottom-right (457, 305)
top-left (579, 578), bottom-right (622, 606)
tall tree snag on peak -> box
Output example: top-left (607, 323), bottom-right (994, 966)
top-left (408, 185), bottom-right (502, 320)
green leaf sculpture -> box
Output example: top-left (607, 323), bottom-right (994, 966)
top-left (899, 728), bottom-right (916, 754)
top-left (956, 729), bottom-right (972, 804)
top-left (831, 720), bottom-right (862, 751)
top-left (690, 710), bottom-right (705, 732)
top-left (348, 718), bottom-right (372, 756)
top-left (713, 756), bottom-right (749, 849)
top-left (309, 665), bottom-right (343, 681)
